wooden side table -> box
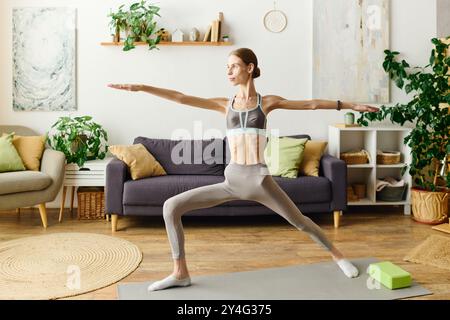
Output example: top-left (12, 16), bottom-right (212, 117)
top-left (59, 157), bottom-right (113, 222)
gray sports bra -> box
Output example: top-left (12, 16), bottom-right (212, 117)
top-left (226, 93), bottom-right (267, 135)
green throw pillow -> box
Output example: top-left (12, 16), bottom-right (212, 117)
top-left (264, 136), bottom-right (308, 178)
top-left (0, 133), bottom-right (26, 172)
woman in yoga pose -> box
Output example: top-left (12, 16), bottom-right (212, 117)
top-left (108, 48), bottom-right (379, 291)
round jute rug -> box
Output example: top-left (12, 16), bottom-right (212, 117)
top-left (0, 232), bottom-right (142, 300)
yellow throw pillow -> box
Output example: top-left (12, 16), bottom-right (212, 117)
top-left (298, 141), bottom-right (328, 176)
top-left (109, 143), bottom-right (166, 180)
top-left (2, 133), bottom-right (46, 171)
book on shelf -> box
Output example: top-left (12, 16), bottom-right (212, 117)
top-left (217, 20), bottom-right (222, 42)
top-left (203, 24), bottom-right (212, 42)
top-left (211, 20), bottom-right (218, 42)
top-left (217, 12), bottom-right (223, 42)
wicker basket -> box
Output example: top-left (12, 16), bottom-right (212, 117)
top-left (340, 149), bottom-right (370, 165)
top-left (77, 187), bottom-right (105, 220)
top-left (347, 186), bottom-right (359, 202)
top-left (353, 183), bottom-right (366, 199)
top-left (377, 150), bottom-right (401, 164)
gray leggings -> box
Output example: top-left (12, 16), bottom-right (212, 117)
top-left (163, 162), bottom-right (335, 259)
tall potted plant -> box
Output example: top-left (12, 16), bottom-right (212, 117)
top-left (47, 116), bottom-right (109, 168)
top-left (357, 37), bottom-right (450, 224)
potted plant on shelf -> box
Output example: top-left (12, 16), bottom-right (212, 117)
top-left (108, 4), bottom-right (128, 42)
top-left (47, 116), bottom-right (109, 168)
top-left (108, 0), bottom-right (163, 51)
top-left (357, 37), bottom-right (450, 224)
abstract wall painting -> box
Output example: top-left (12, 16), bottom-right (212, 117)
top-left (13, 7), bottom-right (76, 111)
top-left (313, 0), bottom-right (390, 103)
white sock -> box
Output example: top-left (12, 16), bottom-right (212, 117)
top-left (147, 274), bottom-right (191, 292)
top-left (336, 259), bottom-right (359, 278)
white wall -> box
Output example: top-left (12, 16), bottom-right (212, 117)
top-left (0, 0), bottom-right (437, 207)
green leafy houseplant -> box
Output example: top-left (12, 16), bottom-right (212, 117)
top-left (47, 116), bottom-right (108, 168)
top-left (357, 37), bottom-right (450, 192)
top-left (108, 4), bottom-right (128, 42)
top-left (108, 0), bottom-right (163, 51)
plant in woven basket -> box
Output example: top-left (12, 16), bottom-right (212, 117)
top-left (47, 116), bottom-right (108, 168)
top-left (357, 37), bottom-right (450, 224)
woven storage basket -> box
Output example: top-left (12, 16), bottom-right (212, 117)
top-left (340, 149), bottom-right (370, 165)
top-left (353, 183), bottom-right (366, 199)
top-left (347, 185), bottom-right (359, 201)
top-left (377, 150), bottom-right (401, 164)
top-left (77, 187), bottom-right (105, 220)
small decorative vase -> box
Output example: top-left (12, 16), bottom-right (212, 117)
top-left (189, 28), bottom-right (200, 41)
top-left (345, 112), bottom-right (355, 125)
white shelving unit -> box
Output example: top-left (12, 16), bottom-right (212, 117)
top-left (328, 125), bottom-right (412, 215)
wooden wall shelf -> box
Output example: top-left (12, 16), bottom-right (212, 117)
top-left (101, 41), bottom-right (233, 46)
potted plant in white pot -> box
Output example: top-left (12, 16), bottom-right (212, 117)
top-left (357, 37), bottom-right (450, 225)
top-left (47, 116), bottom-right (109, 168)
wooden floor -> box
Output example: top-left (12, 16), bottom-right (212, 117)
top-left (1, 206), bottom-right (449, 300)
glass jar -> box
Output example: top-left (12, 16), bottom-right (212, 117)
top-left (344, 112), bottom-right (355, 125)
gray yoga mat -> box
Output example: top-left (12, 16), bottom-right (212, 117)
top-left (117, 258), bottom-right (431, 300)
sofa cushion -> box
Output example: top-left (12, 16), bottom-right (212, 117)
top-left (223, 176), bottom-right (331, 206)
top-left (109, 143), bottom-right (166, 180)
top-left (299, 140), bottom-right (328, 177)
top-left (0, 133), bottom-right (26, 173)
top-left (123, 175), bottom-right (226, 206)
top-left (134, 137), bottom-right (224, 175)
top-left (264, 136), bottom-right (308, 178)
top-left (2, 133), bottom-right (46, 171)
top-left (123, 174), bottom-right (331, 206)
top-left (272, 176), bottom-right (331, 203)
top-left (0, 171), bottom-right (52, 195)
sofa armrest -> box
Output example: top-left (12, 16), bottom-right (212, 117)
top-left (320, 154), bottom-right (347, 211)
top-left (40, 148), bottom-right (66, 200)
top-left (106, 158), bottom-right (129, 215)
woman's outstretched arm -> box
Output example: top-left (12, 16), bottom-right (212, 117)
top-left (107, 84), bottom-right (227, 113)
top-left (268, 96), bottom-right (379, 113)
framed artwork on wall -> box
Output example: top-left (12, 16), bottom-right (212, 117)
top-left (12, 7), bottom-right (77, 111)
top-left (313, 0), bottom-right (390, 103)
top-left (263, 6), bottom-right (287, 33)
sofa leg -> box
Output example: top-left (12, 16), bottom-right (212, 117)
top-left (111, 214), bottom-right (118, 232)
top-left (333, 210), bottom-right (341, 229)
top-left (38, 203), bottom-right (48, 228)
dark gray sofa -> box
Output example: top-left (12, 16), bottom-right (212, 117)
top-left (106, 134), bottom-right (347, 232)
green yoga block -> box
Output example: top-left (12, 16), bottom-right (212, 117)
top-left (368, 261), bottom-right (412, 290)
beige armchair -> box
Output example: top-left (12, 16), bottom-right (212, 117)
top-left (0, 125), bottom-right (65, 228)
